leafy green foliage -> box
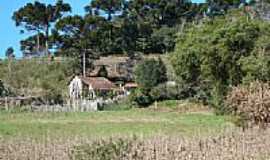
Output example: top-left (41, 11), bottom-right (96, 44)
top-left (171, 10), bottom-right (270, 112)
top-left (20, 33), bottom-right (46, 57)
top-left (54, 15), bottom-right (106, 73)
top-left (206, 0), bottom-right (244, 17)
top-left (71, 137), bottom-right (143, 160)
top-left (5, 47), bottom-right (15, 58)
top-left (149, 26), bottom-right (177, 53)
top-left (0, 59), bottom-right (76, 103)
top-left (150, 84), bottom-right (181, 101)
top-left (13, 0), bottom-right (254, 57)
top-left (88, 0), bottom-right (124, 21)
top-left (12, 0), bottom-right (71, 56)
top-left (128, 89), bottom-right (153, 107)
top-left (0, 80), bottom-right (9, 97)
top-left (131, 58), bottom-right (167, 106)
top-left (134, 58), bottom-right (167, 92)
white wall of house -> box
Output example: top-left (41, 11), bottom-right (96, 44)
top-left (69, 76), bottom-right (83, 99)
top-left (88, 85), bottom-right (96, 99)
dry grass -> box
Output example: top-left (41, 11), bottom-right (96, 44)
top-left (226, 82), bottom-right (270, 127)
top-left (1, 128), bottom-right (270, 160)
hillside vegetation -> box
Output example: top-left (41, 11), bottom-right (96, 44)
top-left (171, 10), bottom-right (270, 114)
top-left (0, 59), bottom-right (77, 103)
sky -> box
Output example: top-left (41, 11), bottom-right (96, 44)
top-left (0, 0), bottom-right (205, 58)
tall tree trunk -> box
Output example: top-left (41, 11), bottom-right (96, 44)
top-left (37, 32), bottom-right (40, 53)
top-left (83, 49), bottom-right (86, 77)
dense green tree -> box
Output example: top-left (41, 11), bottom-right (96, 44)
top-left (206, 0), bottom-right (244, 17)
top-left (134, 58), bottom-right (167, 92)
top-left (116, 16), bottom-right (140, 55)
top-left (128, 0), bottom-right (201, 28)
top-left (87, 0), bottom-right (124, 21)
top-left (5, 47), bottom-right (15, 59)
top-left (131, 57), bottom-right (167, 106)
top-left (171, 10), bottom-right (270, 111)
top-left (20, 33), bottom-right (46, 57)
top-left (149, 26), bottom-right (177, 53)
top-left (84, 0), bottom-right (128, 55)
top-left (54, 15), bottom-right (107, 74)
top-left (12, 0), bottom-right (71, 56)
top-left (103, 0), bottom-right (205, 54)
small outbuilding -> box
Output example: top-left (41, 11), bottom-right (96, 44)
top-left (123, 82), bottom-right (138, 95)
top-left (124, 82), bottom-right (138, 90)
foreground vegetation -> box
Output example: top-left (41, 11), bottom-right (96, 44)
top-left (1, 127), bottom-right (269, 159)
top-left (1, 106), bottom-right (270, 160)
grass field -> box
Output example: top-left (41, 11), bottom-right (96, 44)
top-left (0, 109), bottom-right (233, 139)
top-left (1, 107), bottom-right (270, 159)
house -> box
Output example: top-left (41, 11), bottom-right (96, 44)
top-left (89, 56), bottom-right (138, 82)
top-left (69, 76), bottom-right (118, 100)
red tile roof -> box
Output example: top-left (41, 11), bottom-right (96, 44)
top-left (79, 77), bottom-right (117, 91)
top-left (124, 82), bottom-right (138, 88)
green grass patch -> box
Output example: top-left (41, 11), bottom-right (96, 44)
top-left (151, 100), bottom-right (209, 113)
top-left (103, 103), bottom-right (132, 111)
top-left (0, 110), bottom-right (233, 139)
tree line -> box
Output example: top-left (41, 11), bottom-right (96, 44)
top-left (10, 0), bottom-right (250, 59)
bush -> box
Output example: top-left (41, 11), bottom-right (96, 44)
top-left (132, 58), bottom-right (167, 107)
top-left (128, 89), bottom-right (153, 107)
top-left (150, 84), bottom-right (181, 101)
top-left (226, 82), bottom-right (270, 128)
top-left (70, 137), bottom-right (144, 160)
top-left (171, 11), bottom-right (270, 113)
top-left (0, 80), bottom-right (7, 97)
top-left (134, 58), bottom-right (167, 93)
top-left (208, 82), bottom-right (228, 115)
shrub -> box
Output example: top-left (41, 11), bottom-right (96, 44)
top-left (171, 11), bottom-right (270, 113)
top-left (132, 58), bottom-right (167, 107)
top-left (226, 82), bottom-right (270, 128)
top-left (70, 137), bottom-right (144, 160)
top-left (0, 80), bottom-right (12, 97)
top-left (128, 89), bottom-right (153, 107)
top-left (134, 58), bottom-right (167, 93)
top-left (150, 84), bottom-right (181, 101)
top-left (0, 80), bottom-right (7, 97)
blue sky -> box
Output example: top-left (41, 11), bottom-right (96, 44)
top-left (0, 0), bottom-right (205, 58)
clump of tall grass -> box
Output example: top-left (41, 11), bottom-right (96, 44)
top-left (226, 82), bottom-right (270, 128)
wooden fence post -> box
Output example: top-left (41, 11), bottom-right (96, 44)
top-left (5, 97), bottom-right (8, 111)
